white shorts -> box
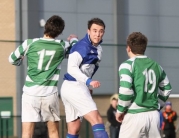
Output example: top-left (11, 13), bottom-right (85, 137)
top-left (119, 110), bottom-right (161, 138)
top-left (22, 92), bottom-right (60, 122)
top-left (60, 80), bottom-right (97, 122)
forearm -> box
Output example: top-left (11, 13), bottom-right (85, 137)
top-left (64, 38), bottom-right (78, 59)
top-left (9, 39), bottom-right (33, 66)
top-left (9, 41), bottom-right (27, 64)
top-left (117, 87), bottom-right (133, 113)
top-left (69, 38), bottom-right (78, 46)
top-left (117, 62), bottom-right (134, 113)
top-left (158, 70), bottom-right (172, 108)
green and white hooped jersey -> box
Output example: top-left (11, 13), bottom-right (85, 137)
top-left (117, 55), bottom-right (172, 114)
top-left (9, 38), bottom-right (78, 96)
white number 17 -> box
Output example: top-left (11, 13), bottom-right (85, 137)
top-left (37, 49), bottom-right (56, 70)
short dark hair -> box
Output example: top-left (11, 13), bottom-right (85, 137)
top-left (127, 32), bottom-right (148, 54)
top-left (112, 97), bottom-right (117, 101)
top-left (88, 18), bottom-right (105, 30)
top-left (44, 15), bottom-right (65, 38)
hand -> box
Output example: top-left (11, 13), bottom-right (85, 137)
top-left (164, 114), bottom-right (168, 119)
top-left (116, 112), bottom-right (125, 123)
top-left (20, 56), bottom-right (24, 59)
top-left (90, 81), bottom-right (100, 88)
top-left (67, 34), bottom-right (78, 41)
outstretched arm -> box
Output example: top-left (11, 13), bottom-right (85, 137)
top-left (8, 39), bottom-right (31, 66)
top-left (64, 34), bottom-right (78, 58)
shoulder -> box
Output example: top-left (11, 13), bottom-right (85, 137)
top-left (55, 39), bottom-right (68, 44)
top-left (70, 38), bottom-right (89, 56)
top-left (21, 38), bottom-right (39, 47)
top-left (146, 57), bottom-right (165, 72)
top-left (24, 38), bottom-right (41, 45)
top-left (119, 59), bottom-right (134, 71)
top-left (55, 39), bottom-right (70, 48)
top-left (107, 106), bottom-right (113, 112)
top-left (75, 37), bottom-right (89, 47)
top-left (31, 38), bottom-right (41, 43)
top-left (147, 57), bottom-right (160, 64)
top-left (146, 57), bottom-right (161, 66)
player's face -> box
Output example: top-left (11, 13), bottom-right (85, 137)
top-left (88, 24), bottom-right (105, 46)
top-left (111, 99), bottom-right (118, 109)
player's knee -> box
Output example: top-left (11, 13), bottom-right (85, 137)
top-left (22, 133), bottom-right (33, 138)
top-left (94, 113), bottom-right (103, 123)
top-left (47, 123), bottom-right (59, 136)
top-left (92, 115), bottom-right (103, 125)
top-left (98, 115), bottom-right (103, 123)
top-left (48, 129), bottom-right (59, 138)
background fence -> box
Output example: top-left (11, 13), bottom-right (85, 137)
top-left (0, 116), bottom-right (109, 138)
top-left (1, 115), bottom-right (179, 138)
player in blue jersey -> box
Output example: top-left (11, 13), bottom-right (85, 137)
top-left (60, 18), bottom-right (109, 138)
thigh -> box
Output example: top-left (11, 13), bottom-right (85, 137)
top-left (22, 122), bottom-right (35, 137)
top-left (114, 127), bottom-right (120, 138)
top-left (171, 131), bottom-right (176, 138)
top-left (119, 113), bottom-right (147, 138)
top-left (22, 93), bottom-right (41, 122)
top-left (61, 81), bottom-right (97, 122)
top-left (66, 118), bottom-right (81, 135)
top-left (41, 92), bottom-right (60, 122)
top-left (163, 130), bottom-right (176, 138)
top-left (163, 130), bottom-right (171, 138)
top-left (47, 121), bottom-right (59, 138)
top-left (84, 110), bottom-right (103, 126)
top-left (148, 111), bottom-right (161, 138)
top-left (110, 126), bottom-right (117, 138)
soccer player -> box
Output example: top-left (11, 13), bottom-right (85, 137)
top-left (60, 18), bottom-right (109, 138)
top-left (116, 32), bottom-right (172, 138)
top-left (8, 15), bottom-right (78, 138)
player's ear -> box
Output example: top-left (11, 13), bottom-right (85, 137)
top-left (126, 46), bottom-right (131, 52)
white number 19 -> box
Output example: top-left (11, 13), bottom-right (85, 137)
top-left (142, 69), bottom-right (156, 93)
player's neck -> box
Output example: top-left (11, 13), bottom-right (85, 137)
top-left (129, 53), bottom-right (143, 58)
top-left (43, 34), bottom-right (54, 39)
top-left (135, 54), bottom-right (143, 56)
